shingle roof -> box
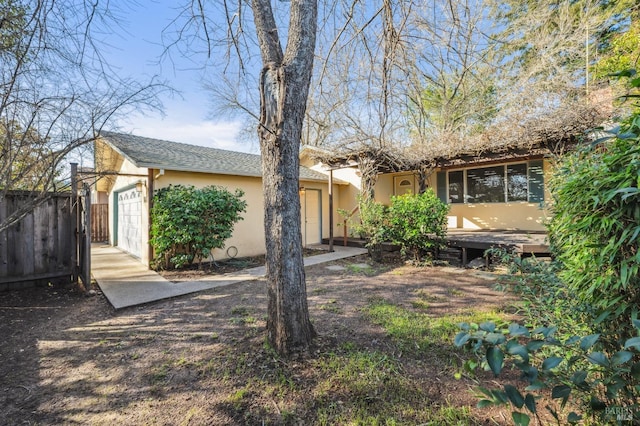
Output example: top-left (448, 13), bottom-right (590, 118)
top-left (100, 131), bottom-right (331, 182)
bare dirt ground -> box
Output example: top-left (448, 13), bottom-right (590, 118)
top-left (0, 253), bottom-right (523, 425)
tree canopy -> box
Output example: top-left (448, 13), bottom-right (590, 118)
top-left (0, 0), bottom-right (163, 233)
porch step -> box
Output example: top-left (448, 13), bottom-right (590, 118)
top-left (438, 247), bottom-right (462, 266)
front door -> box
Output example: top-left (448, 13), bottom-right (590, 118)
top-left (301, 188), bottom-right (321, 247)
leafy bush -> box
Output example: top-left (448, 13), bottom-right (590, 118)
top-left (455, 320), bottom-right (640, 425)
top-left (547, 102), bottom-right (640, 341)
top-left (150, 184), bottom-right (246, 269)
top-left (385, 190), bottom-right (448, 261)
top-left (457, 74), bottom-right (640, 425)
top-left (351, 196), bottom-right (388, 261)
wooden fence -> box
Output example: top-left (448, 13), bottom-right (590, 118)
top-left (91, 204), bottom-right (108, 242)
top-left (0, 192), bottom-right (80, 290)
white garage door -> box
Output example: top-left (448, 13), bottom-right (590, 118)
top-left (117, 188), bottom-right (142, 258)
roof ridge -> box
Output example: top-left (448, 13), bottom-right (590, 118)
top-left (100, 131), bottom-right (261, 158)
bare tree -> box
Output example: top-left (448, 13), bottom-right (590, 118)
top-left (0, 0), bottom-right (164, 233)
top-left (253, 0), bottom-right (318, 354)
top-left (487, 0), bottom-right (614, 121)
top-left (169, 0), bottom-right (318, 354)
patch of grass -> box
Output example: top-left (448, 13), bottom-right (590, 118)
top-left (346, 263), bottom-right (377, 276)
top-left (319, 299), bottom-right (342, 313)
top-left (151, 362), bottom-right (171, 384)
top-left (230, 306), bottom-right (249, 316)
top-left (312, 287), bottom-right (329, 295)
top-left (411, 290), bottom-right (444, 310)
top-left (411, 299), bottom-right (430, 310)
top-left (228, 387), bottom-right (250, 409)
top-left (313, 347), bottom-right (475, 425)
top-left (229, 305), bottom-right (257, 325)
top-left (446, 287), bottom-right (464, 297)
top-left (362, 298), bottom-right (507, 354)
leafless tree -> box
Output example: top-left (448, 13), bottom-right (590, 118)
top-left (487, 0), bottom-right (614, 122)
top-left (169, 0), bottom-right (318, 354)
top-left (404, 0), bottom-right (498, 145)
top-left (0, 0), bottom-right (164, 233)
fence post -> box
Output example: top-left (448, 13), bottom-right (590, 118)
top-left (70, 163), bottom-right (78, 284)
top-left (83, 183), bottom-right (91, 291)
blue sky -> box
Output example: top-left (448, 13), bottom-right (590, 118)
top-left (102, 2), bottom-right (258, 154)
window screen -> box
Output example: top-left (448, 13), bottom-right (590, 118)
top-left (466, 166), bottom-right (505, 203)
top-left (448, 171), bottom-right (464, 203)
top-left (507, 163), bottom-right (528, 201)
top-left (528, 160), bottom-right (545, 203)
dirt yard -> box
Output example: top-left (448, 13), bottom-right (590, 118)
top-left (0, 253), bottom-right (522, 425)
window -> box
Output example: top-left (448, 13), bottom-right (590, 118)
top-left (507, 163), bottom-right (528, 201)
top-left (467, 166), bottom-right (505, 203)
top-left (437, 161), bottom-right (544, 204)
top-left (394, 175), bottom-right (415, 195)
top-left (448, 171), bottom-right (464, 203)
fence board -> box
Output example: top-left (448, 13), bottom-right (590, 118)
top-left (91, 204), bottom-right (108, 242)
top-left (0, 192), bottom-right (75, 289)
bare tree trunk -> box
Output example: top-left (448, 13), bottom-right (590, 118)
top-left (253, 0), bottom-right (317, 355)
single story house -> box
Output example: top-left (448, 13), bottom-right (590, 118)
top-left (94, 132), bottom-right (349, 267)
top-left (375, 156), bottom-right (550, 231)
top-left (309, 100), bottom-right (610, 234)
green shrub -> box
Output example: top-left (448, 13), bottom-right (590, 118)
top-left (150, 184), bottom-right (246, 269)
top-left (351, 196), bottom-right (388, 261)
top-left (386, 190), bottom-right (448, 261)
top-left (455, 319), bottom-right (640, 425)
top-left (458, 73), bottom-right (640, 425)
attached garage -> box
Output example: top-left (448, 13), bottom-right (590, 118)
top-left (116, 187), bottom-right (143, 258)
top-left (96, 132), bottom-right (346, 267)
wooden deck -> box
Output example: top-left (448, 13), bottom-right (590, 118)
top-left (325, 229), bottom-right (550, 266)
top-left (446, 229), bottom-right (550, 265)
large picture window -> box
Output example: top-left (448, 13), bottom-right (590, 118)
top-left (437, 161), bottom-right (544, 204)
top-left (467, 166), bottom-right (505, 203)
top-left (507, 163), bottom-right (528, 201)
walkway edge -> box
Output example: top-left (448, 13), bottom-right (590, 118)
top-left (92, 245), bottom-right (367, 310)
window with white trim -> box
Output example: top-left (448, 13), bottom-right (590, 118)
top-left (436, 160), bottom-right (544, 204)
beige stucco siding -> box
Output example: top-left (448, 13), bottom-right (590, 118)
top-left (446, 202), bottom-right (548, 230)
top-left (99, 152), bottom-right (347, 265)
top-left (154, 170), bottom-right (266, 260)
top-left (372, 160), bottom-right (553, 232)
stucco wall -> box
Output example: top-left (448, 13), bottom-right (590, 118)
top-left (372, 161), bottom-right (553, 232)
top-left (99, 142), bottom-right (351, 266)
top-left (154, 170), bottom-right (267, 260)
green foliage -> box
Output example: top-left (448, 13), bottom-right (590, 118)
top-left (487, 249), bottom-right (595, 341)
top-left (547, 98), bottom-right (640, 337)
top-left (455, 319), bottom-right (640, 425)
top-left (595, 20), bottom-right (640, 80)
top-left (353, 191), bottom-right (449, 262)
top-left (458, 73), bottom-right (640, 425)
top-left (385, 190), bottom-right (448, 261)
top-left (150, 184), bottom-right (246, 269)
top-left (351, 196), bottom-right (389, 262)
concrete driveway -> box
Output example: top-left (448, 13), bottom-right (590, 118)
top-left (91, 244), bottom-right (367, 309)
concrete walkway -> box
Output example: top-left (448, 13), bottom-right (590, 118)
top-left (91, 244), bottom-right (367, 309)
